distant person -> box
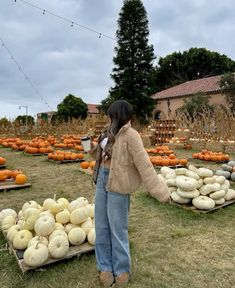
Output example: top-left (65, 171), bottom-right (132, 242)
top-left (89, 100), bottom-right (170, 287)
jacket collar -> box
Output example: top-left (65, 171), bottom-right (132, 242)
top-left (116, 121), bottom-right (131, 136)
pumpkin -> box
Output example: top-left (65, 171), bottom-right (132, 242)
top-left (214, 198), bottom-right (225, 205)
top-left (77, 153), bottom-right (84, 159)
top-left (179, 159), bottom-right (188, 166)
top-left (177, 188), bottom-right (199, 199)
top-left (50, 200), bottom-right (64, 214)
top-left (57, 198), bottom-right (69, 209)
top-left (0, 172), bottom-right (7, 182)
top-left (188, 165), bottom-right (198, 173)
top-left (224, 189), bottom-right (235, 201)
top-left (53, 222), bottom-right (65, 231)
top-left (221, 180), bottom-right (230, 191)
top-left (2, 215), bottom-right (16, 233)
top-left (0, 209), bottom-right (17, 225)
top-left (7, 224), bottom-right (21, 242)
top-left (13, 230), bottom-right (33, 250)
top-left (22, 201), bottom-right (39, 212)
top-left (197, 168), bottom-right (213, 178)
top-left (215, 170), bottom-right (231, 179)
top-left (27, 236), bottom-right (49, 248)
top-left (64, 223), bottom-right (78, 234)
top-left (77, 197), bottom-right (89, 207)
top-left (192, 196), bottom-right (215, 210)
top-left (70, 207), bottom-right (89, 225)
top-left (34, 216), bottom-right (55, 236)
top-left (185, 171), bottom-right (200, 180)
top-left (227, 161), bottom-right (235, 167)
top-left (68, 227), bottom-right (86, 245)
top-left (48, 235), bottom-right (69, 258)
top-left (160, 167), bottom-right (175, 177)
top-left (49, 230), bottom-right (68, 241)
top-left (175, 176), bottom-right (198, 191)
top-left (23, 243), bottom-right (49, 267)
top-left (209, 190), bottom-right (226, 200)
top-left (86, 204), bottom-right (94, 218)
top-left (42, 198), bottom-right (55, 211)
top-left (55, 209), bottom-right (70, 224)
top-left (81, 161), bottom-right (90, 169)
top-left (221, 164), bottom-right (233, 172)
top-left (21, 209), bottom-right (40, 231)
top-left (0, 157), bottom-right (6, 165)
top-left (68, 200), bottom-right (85, 212)
top-left (15, 174), bottom-right (27, 185)
top-left (200, 183), bottom-right (221, 196)
top-left (197, 179), bottom-right (204, 189)
top-left (213, 176), bottom-right (226, 185)
top-left (231, 172), bottom-right (235, 182)
top-left (170, 191), bottom-right (191, 204)
top-left (203, 177), bottom-right (215, 185)
top-left (87, 228), bottom-right (96, 245)
top-left (175, 168), bottom-right (187, 176)
top-left (81, 217), bottom-right (94, 235)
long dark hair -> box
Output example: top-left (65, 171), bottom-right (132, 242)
top-left (107, 100), bottom-right (133, 143)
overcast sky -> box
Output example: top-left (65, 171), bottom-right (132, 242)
top-left (1, 0), bottom-right (235, 119)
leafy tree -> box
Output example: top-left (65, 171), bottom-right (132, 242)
top-left (153, 48), bottom-right (235, 92)
top-left (219, 72), bottom-right (235, 113)
top-left (0, 117), bottom-right (10, 126)
top-left (57, 94), bottom-right (88, 121)
top-left (176, 93), bottom-right (214, 120)
top-left (101, 0), bottom-right (155, 123)
top-left (15, 115), bottom-right (35, 125)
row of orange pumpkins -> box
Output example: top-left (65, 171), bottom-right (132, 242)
top-left (0, 169), bottom-right (27, 185)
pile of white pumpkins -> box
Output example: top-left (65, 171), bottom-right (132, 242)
top-left (159, 165), bottom-right (235, 210)
top-left (0, 196), bottom-right (95, 268)
top-left (215, 160), bottom-right (235, 182)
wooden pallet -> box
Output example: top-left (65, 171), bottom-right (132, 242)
top-left (170, 199), bottom-right (235, 214)
top-left (0, 164), bottom-right (6, 169)
top-left (3, 232), bottom-right (94, 273)
top-left (0, 179), bottom-right (31, 192)
top-left (78, 167), bottom-right (93, 176)
top-left (23, 152), bottom-right (48, 156)
top-left (154, 165), bottom-right (186, 169)
top-left (48, 159), bottom-right (84, 164)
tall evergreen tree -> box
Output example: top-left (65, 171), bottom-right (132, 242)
top-left (101, 0), bottom-right (155, 123)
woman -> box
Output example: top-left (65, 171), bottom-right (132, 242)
top-left (89, 100), bottom-right (170, 287)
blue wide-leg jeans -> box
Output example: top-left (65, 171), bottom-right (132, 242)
top-left (95, 167), bottom-right (131, 276)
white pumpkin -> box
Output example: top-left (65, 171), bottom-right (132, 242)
top-left (81, 217), bottom-right (94, 235)
top-left (188, 165), bottom-right (198, 173)
top-left (177, 188), bottom-right (199, 199)
top-left (70, 207), bottom-right (89, 225)
top-left (27, 236), bottom-right (49, 248)
top-left (68, 200), bottom-right (84, 212)
top-left (165, 173), bottom-right (176, 179)
top-left (68, 227), bottom-right (86, 245)
top-left (87, 228), bottom-right (95, 245)
top-left (200, 183), bottom-right (221, 196)
top-left (76, 197), bottom-right (89, 207)
top-left (197, 179), bottom-right (204, 189)
top-left (18, 210), bottom-right (23, 220)
top-left (2, 215), bottom-right (16, 233)
top-left (209, 190), bottom-right (226, 200)
top-left (197, 168), bottom-right (213, 178)
top-left (23, 243), bottom-right (49, 267)
top-left (48, 235), bottom-right (69, 258)
top-left (53, 222), bottom-right (65, 231)
top-left (34, 216), bottom-right (55, 236)
top-left (165, 178), bottom-right (176, 187)
top-left (170, 191), bottom-right (191, 204)
top-left (169, 187), bottom-right (177, 193)
top-left (175, 176), bottom-right (198, 191)
top-left (22, 207), bottom-right (40, 219)
top-left (185, 170), bottom-right (200, 180)
top-left (13, 230), bottom-right (33, 250)
top-left (175, 168), bottom-right (188, 176)
top-left (221, 180), bottom-right (230, 191)
top-left (224, 189), bottom-right (235, 201)
top-left (40, 211), bottom-right (54, 218)
top-left (86, 204), bottom-right (94, 218)
top-left (192, 196), bottom-right (215, 210)
top-left (160, 167), bottom-right (175, 177)
top-left (55, 209), bottom-right (70, 224)
top-left (203, 177), bottom-right (215, 185)
top-left (21, 210), bottom-right (40, 231)
top-left (57, 198), bottom-right (69, 209)
top-left (22, 201), bottom-right (39, 212)
top-left (49, 230), bottom-right (68, 241)
top-left (0, 209), bottom-right (17, 225)
top-left (213, 176), bottom-right (226, 185)
top-left (50, 200), bottom-right (64, 214)
top-left (214, 198), bottom-right (225, 205)
top-left (7, 224), bottom-right (21, 242)
top-left (42, 198), bottom-right (55, 211)
top-left (64, 223), bottom-right (78, 234)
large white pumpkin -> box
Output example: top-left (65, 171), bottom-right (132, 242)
top-left (27, 236), bottom-right (49, 248)
top-left (55, 209), bottom-right (70, 224)
top-left (42, 198), bottom-right (56, 211)
top-left (34, 216), bottom-right (55, 236)
top-left (21, 209), bottom-right (41, 231)
top-left (209, 190), bottom-right (226, 200)
top-left (68, 227), bottom-right (86, 245)
top-left (2, 215), bottom-right (16, 233)
top-left (224, 189), bottom-right (235, 201)
top-left (177, 188), bottom-right (199, 199)
top-left (57, 198), bottom-right (69, 209)
top-left (13, 230), bottom-right (33, 250)
top-left (0, 209), bottom-right (17, 225)
top-left (48, 235), bottom-right (69, 258)
top-left (70, 207), bottom-right (89, 225)
top-left (192, 196), bottom-right (215, 210)
top-left (49, 230), bottom-right (68, 241)
top-left (200, 183), bottom-right (221, 196)
top-left (197, 168), bottom-right (213, 178)
top-left (170, 191), bottom-right (191, 204)
top-left (68, 200), bottom-right (84, 212)
top-left (7, 224), bottom-right (21, 242)
top-left (87, 228), bottom-right (95, 245)
top-left (22, 201), bottom-right (39, 212)
top-left (23, 243), bottom-right (49, 267)
top-left (175, 176), bottom-right (198, 191)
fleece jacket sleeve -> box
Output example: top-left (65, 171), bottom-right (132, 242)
top-left (128, 130), bottom-right (170, 203)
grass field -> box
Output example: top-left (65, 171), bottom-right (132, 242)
top-left (0, 148), bottom-right (235, 288)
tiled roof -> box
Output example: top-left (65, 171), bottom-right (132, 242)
top-left (87, 104), bottom-right (99, 114)
top-left (152, 75), bottom-right (222, 100)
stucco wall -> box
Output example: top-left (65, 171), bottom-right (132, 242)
top-left (153, 92), bottom-right (226, 120)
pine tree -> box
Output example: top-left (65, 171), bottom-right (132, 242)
top-left (101, 0), bottom-right (155, 123)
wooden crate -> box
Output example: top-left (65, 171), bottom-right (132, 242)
top-left (23, 152), bottom-right (48, 156)
top-left (3, 232), bottom-right (94, 273)
top-left (171, 199), bottom-right (235, 214)
top-left (0, 164), bottom-right (6, 169)
top-left (0, 179), bottom-right (31, 192)
top-left (48, 159), bottom-right (84, 164)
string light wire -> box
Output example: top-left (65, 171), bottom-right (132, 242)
top-left (0, 36), bottom-right (53, 111)
top-left (13, 0), bottom-right (116, 41)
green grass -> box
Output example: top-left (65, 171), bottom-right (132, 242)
top-left (0, 148), bottom-right (235, 288)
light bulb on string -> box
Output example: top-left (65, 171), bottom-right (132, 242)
top-left (99, 33), bottom-right (102, 38)
top-left (71, 22), bottom-right (74, 27)
top-left (43, 10), bottom-right (45, 15)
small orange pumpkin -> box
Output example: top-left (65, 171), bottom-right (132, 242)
top-left (15, 174), bottom-right (27, 185)
top-left (81, 161), bottom-right (90, 169)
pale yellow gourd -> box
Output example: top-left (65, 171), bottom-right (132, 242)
top-left (55, 209), bottom-right (70, 224)
top-left (70, 207), bottom-right (89, 225)
top-left (64, 223), bottom-right (78, 234)
top-left (49, 230), bottom-right (68, 241)
top-left (0, 209), bottom-right (17, 225)
top-left (13, 230), bottom-right (33, 250)
top-left (68, 227), bottom-right (86, 245)
top-left (87, 228), bottom-right (95, 245)
top-left (2, 215), bottom-right (16, 233)
top-left (23, 243), bottom-right (49, 267)
top-left (81, 217), bottom-right (94, 235)
top-left (209, 190), bottom-right (226, 200)
top-left (27, 236), bottom-right (49, 248)
top-left (170, 191), bottom-right (191, 204)
top-left (22, 201), bottom-right (39, 212)
top-left (86, 204), bottom-right (94, 218)
top-left (53, 222), bottom-right (65, 231)
top-left (7, 224), bottom-right (21, 242)
top-left (34, 216), bottom-right (55, 236)
top-left (177, 188), bottom-right (200, 199)
top-left (48, 235), bottom-right (69, 258)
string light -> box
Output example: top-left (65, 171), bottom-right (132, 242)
top-left (0, 36), bottom-right (53, 111)
top-left (13, 0), bottom-right (116, 41)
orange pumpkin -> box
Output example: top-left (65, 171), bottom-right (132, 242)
top-left (89, 161), bottom-right (96, 169)
top-left (169, 154), bottom-right (176, 159)
top-left (81, 161), bottom-right (90, 169)
top-left (11, 169), bottom-right (23, 179)
top-left (0, 171), bottom-right (7, 182)
top-left (15, 174), bottom-right (27, 185)
top-left (0, 157), bottom-right (6, 165)
top-left (161, 158), bottom-right (170, 166)
top-left (77, 153), bottom-right (84, 159)
top-left (179, 159), bottom-right (188, 166)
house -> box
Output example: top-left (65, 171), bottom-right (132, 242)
top-left (37, 111), bottom-right (55, 123)
top-left (151, 75), bottom-right (227, 120)
top-left (87, 104), bottom-right (100, 119)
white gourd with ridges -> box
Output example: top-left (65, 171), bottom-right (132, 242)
top-left (53, 222), bottom-right (65, 231)
top-left (192, 196), bottom-right (215, 210)
top-left (48, 235), bottom-right (69, 258)
top-left (76, 197), bottom-right (89, 207)
top-left (81, 217), bottom-right (94, 235)
top-left (7, 225), bottom-right (21, 242)
top-left (197, 168), bottom-right (213, 178)
top-left (13, 230), bottom-right (33, 250)
top-left (214, 198), bottom-right (225, 205)
top-left (177, 188), bottom-right (199, 199)
top-left (87, 228), bottom-right (96, 245)
top-left (34, 216), bottom-right (55, 236)
top-left (0, 209), bottom-right (17, 225)
top-left (209, 190), bottom-right (226, 200)
top-left (170, 191), bottom-right (191, 204)
top-left (64, 223), bottom-right (78, 234)
top-left (23, 243), bottom-right (49, 267)
top-left (43, 198), bottom-right (55, 211)
top-left (224, 189), bottom-right (235, 201)
top-left (22, 201), bottom-right (39, 212)
top-left (68, 227), bottom-right (86, 245)
top-left (175, 176), bottom-right (198, 191)
top-left (27, 236), bottom-right (49, 248)
top-left (2, 215), bottom-right (16, 233)
top-left (49, 230), bottom-right (68, 241)
top-left (86, 204), bottom-right (94, 218)
top-left (55, 209), bottom-right (70, 224)
top-left (70, 207), bottom-right (89, 225)
top-left (200, 183), bottom-right (221, 196)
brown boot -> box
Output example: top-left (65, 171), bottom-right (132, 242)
top-left (115, 272), bottom-right (130, 287)
top-left (99, 271), bottom-right (114, 287)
